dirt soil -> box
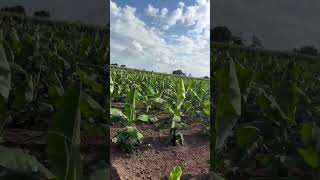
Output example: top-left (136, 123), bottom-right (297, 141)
top-left (110, 122), bottom-right (210, 180)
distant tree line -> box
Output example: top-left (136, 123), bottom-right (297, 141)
top-left (211, 26), bottom-right (263, 48)
top-left (293, 46), bottom-right (318, 56)
top-left (0, 5), bottom-right (51, 18)
top-left (111, 63), bottom-right (126, 68)
top-left (211, 26), bottom-right (319, 56)
top-left (0, 5), bottom-right (25, 15)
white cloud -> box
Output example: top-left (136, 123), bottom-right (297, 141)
top-left (160, 8), bottom-right (168, 18)
top-left (178, 2), bottom-right (185, 8)
top-left (163, 7), bottom-right (183, 29)
top-left (145, 4), bottom-right (159, 17)
top-left (132, 40), bottom-right (144, 52)
top-left (183, 0), bottom-right (210, 34)
top-left (156, 0), bottom-right (210, 34)
top-left (110, 0), bottom-right (210, 77)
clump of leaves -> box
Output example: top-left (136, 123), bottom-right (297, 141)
top-left (166, 128), bottom-right (185, 146)
top-left (168, 166), bottom-right (182, 180)
top-left (137, 114), bottom-right (158, 123)
top-left (110, 108), bottom-right (128, 124)
top-left (298, 121), bottom-right (320, 172)
top-left (112, 126), bottom-right (143, 153)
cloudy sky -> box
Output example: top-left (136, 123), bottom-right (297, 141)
top-left (0, 0), bottom-right (108, 26)
top-left (110, 0), bottom-right (210, 77)
top-left (212, 0), bottom-right (320, 50)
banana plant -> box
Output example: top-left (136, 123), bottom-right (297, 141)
top-left (1, 15), bottom-right (109, 180)
top-left (165, 79), bottom-right (186, 146)
top-left (212, 46), bottom-right (320, 179)
top-left (124, 85), bottom-right (137, 124)
top-left (112, 126), bottom-right (143, 153)
top-left (168, 166), bottom-right (182, 180)
top-left (47, 81), bottom-right (82, 180)
top-left (110, 85), bottom-right (138, 125)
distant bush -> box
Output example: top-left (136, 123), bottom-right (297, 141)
top-left (172, 70), bottom-right (186, 76)
top-left (299, 45), bottom-right (318, 56)
top-left (0, 6), bottom-right (26, 15)
top-left (111, 63), bottom-right (118, 66)
top-left (34, 10), bottom-right (51, 18)
top-left (231, 36), bottom-right (244, 46)
top-left (120, 65), bottom-right (126, 68)
top-left (204, 76), bottom-right (209, 79)
top-left (211, 26), bottom-right (232, 43)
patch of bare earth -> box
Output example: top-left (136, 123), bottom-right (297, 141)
top-left (111, 122), bottom-right (209, 180)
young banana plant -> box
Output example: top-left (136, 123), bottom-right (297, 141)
top-left (110, 84), bottom-right (138, 125)
top-left (165, 79), bottom-right (186, 146)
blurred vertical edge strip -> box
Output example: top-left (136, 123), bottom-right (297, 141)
top-left (210, 0), bottom-right (215, 178)
top-left (106, 0), bottom-right (111, 178)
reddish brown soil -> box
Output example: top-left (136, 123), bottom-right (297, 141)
top-left (110, 121), bottom-right (210, 180)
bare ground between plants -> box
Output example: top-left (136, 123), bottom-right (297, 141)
top-left (110, 122), bottom-right (210, 180)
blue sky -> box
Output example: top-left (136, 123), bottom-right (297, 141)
top-left (110, 0), bottom-right (210, 77)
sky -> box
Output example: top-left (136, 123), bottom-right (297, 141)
top-left (0, 0), bottom-right (108, 26)
top-left (212, 0), bottom-right (320, 51)
top-left (110, 0), bottom-right (210, 77)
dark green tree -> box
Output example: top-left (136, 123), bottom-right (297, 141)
top-left (211, 26), bottom-right (232, 43)
top-left (0, 6), bottom-right (26, 15)
top-left (172, 70), bottom-right (186, 76)
top-left (33, 10), bottom-right (51, 18)
top-left (299, 45), bottom-right (318, 56)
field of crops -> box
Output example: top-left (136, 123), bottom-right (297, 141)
top-left (211, 44), bottom-right (320, 179)
top-left (110, 66), bottom-right (210, 179)
top-left (3, 11), bottom-right (320, 180)
top-left (0, 14), bottom-right (109, 179)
